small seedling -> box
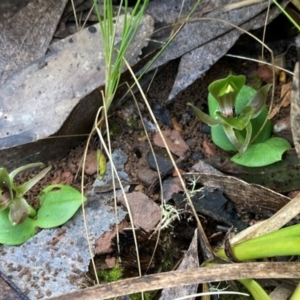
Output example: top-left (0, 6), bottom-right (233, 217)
top-left (0, 163), bottom-right (86, 245)
top-left (188, 73), bottom-right (291, 167)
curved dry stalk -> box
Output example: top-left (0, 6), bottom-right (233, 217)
top-left (225, 53), bottom-right (294, 76)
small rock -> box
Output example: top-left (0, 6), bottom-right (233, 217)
top-left (105, 256), bottom-right (116, 268)
top-left (50, 171), bottom-right (73, 185)
top-left (200, 123), bottom-right (211, 134)
top-left (257, 65), bottom-right (274, 83)
top-left (162, 177), bottom-right (184, 201)
top-left (84, 150), bottom-right (97, 175)
top-left (118, 192), bottom-right (161, 232)
top-left (147, 148), bottom-right (174, 173)
top-left (137, 168), bottom-right (158, 186)
top-left (190, 151), bottom-right (204, 161)
top-left (151, 102), bottom-right (172, 128)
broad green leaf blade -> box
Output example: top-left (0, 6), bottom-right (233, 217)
top-left (187, 103), bottom-right (221, 126)
top-left (216, 106), bottom-right (253, 130)
top-left (250, 106), bottom-right (272, 144)
top-left (9, 163), bottom-right (45, 182)
top-left (35, 184), bottom-right (86, 228)
top-left (0, 208), bottom-right (36, 245)
top-left (231, 137), bottom-right (291, 167)
top-left (16, 166), bottom-right (51, 196)
top-left (247, 84), bottom-right (271, 118)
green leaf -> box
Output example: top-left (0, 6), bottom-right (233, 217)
top-left (0, 208), bottom-right (36, 245)
top-left (239, 122), bottom-right (252, 155)
top-left (35, 184), bottom-right (86, 228)
top-left (247, 84), bottom-right (271, 118)
top-left (187, 103), bottom-right (221, 126)
top-left (16, 166), bottom-right (51, 196)
top-left (216, 106), bottom-right (253, 130)
top-left (231, 137), bottom-right (291, 167)
top-left (9, 163), bottom-right (45, 182)
top-left (223, 124), bottom-right (242, 151)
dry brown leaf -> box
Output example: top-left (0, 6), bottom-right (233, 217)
top-left (153, 130), bottom-right (189, 157)
top-left (230, 192), bottom-right (300, 244)
top-left (189, 173), bottom-right (290, 216)
top-left (171, 117), bottom-right (184, 136)
top-left (270, 82), bottom-right (292, 118)
top-left (202, 140), bottom-right (218, 156)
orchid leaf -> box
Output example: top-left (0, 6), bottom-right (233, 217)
top-left (223, 124), bottom-right (242, 151)
top-left (16, 166), bottom-right (51, 196)
top-left (35, 184), bottom-right (86, 228)
top-left (188, 103), bottom-right (221, 126)
top-left (216, 106), bottom-right (253, 130)
top-left (239, 122), bottom-right (252, 155)
top-left (231, 137), bottom-right (291, 167)
top-left (247, 84), bottom-right (271, 118)
top-left (9, 162), bottom-right (45, 182)
top-left (0, 208), bottom-right (37, 245)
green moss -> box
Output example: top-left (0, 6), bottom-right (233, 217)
top-left (97, 264), bottom-right (123, 283)
top-left (130, 290), bottom-right (157, 300)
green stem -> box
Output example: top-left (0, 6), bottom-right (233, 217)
top-left (239, 224), bottom-right (300, 245)
top-left (290, 282), bottom-right (300, 300)
top-left (217, 237), bottom-right (300, 261)
top-left (239, 279), bottom-right (270, 300)
top-left (28, 204), bottom-right (36, 218)
top-left (272, 0), bottom-right (300, 31)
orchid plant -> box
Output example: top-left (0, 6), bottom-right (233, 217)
top-left (0, 163), bottom-right (85, 245)
top-left (188, 73), bottom-right (291, 167)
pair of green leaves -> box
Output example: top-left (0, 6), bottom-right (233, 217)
top-left (0, 164), bottom-right (85, 245)
top-left (188, 73), bottom-right (291, 167)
